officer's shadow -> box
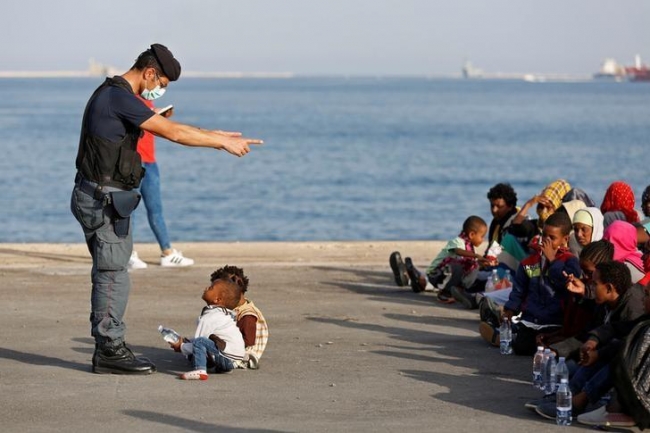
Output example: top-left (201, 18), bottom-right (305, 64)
top-left (0, 337), bottom-right (189, 375)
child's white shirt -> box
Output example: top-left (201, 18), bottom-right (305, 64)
top-left (180, 305), bottom-right (245, 361)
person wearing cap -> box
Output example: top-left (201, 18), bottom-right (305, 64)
top-left (71, 43), bottom-right (262, 375)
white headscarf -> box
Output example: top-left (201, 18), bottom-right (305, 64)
top-left (569, 207), bottom-right (605, 256)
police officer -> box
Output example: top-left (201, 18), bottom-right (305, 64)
top-left (71, 44), bottom-right (262, 375)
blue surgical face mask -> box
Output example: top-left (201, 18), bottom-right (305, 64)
top-left (141, 74), bottom-right (166, 100)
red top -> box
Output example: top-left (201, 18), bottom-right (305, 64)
top-left (135, 96), bottom-right (156, 163)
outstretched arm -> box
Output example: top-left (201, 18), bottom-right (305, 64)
top-left (140, 114), bottom-right (263, 157)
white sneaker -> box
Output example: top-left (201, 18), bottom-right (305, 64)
top-left (128, 251), bottom-right (148, 270)
top-left (577, 406), bottom-right (636, 427)
top-left (160, 249), bottom-right (194, 267)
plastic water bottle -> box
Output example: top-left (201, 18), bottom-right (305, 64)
top-left (540, 348), bottom-right (551, 391)
top-left (556, 356), bottom-right (569, 385)
top-left (532, 346), bottom-right (544, 389)
top-left (485, 272), bottom-right (495, 293)
top-left (556, 378), bottom-right (572, 426)
top-left (503, 269), bottom-right (512, 288)
top-left (491, 269), bottom-right (500, 289)
top-left (499, 319), bottom-right (513, 355)
top-left (158, 325), bottom-right (180, 344)
top-left (544, 353), bottom-right (557, 395)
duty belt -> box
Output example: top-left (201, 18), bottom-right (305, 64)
top-left (74, 173), bottom-right (112, 203)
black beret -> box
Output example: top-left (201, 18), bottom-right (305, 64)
top-left (150, 43), bottom-right (181, 81)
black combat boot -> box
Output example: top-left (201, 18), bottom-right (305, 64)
top-left (92, 342), bottom-right (156, 375)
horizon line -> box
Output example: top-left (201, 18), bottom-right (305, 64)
top-left (0, 70), bottom-right (600, 82)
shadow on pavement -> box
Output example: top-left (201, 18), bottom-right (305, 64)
top-left (0, 337), bottom-right (193, 376)
top-left (123, 410), bottom-right (289, 433)
top-left (307, 312), bottom-right (550, 425)
top-left (0, 347), bottom-right (89, 372)
top-left (0, 247), bottom-right (89, 263)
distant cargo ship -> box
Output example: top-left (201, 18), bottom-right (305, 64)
top-left (625, 55), bottom-right (650, 82)
top-left (593, 58), bottom-right (626, 81)
top-left (593, 55), bottom-right (650, 82)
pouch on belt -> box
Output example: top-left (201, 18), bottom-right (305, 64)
top-left (109, 190), bottom-right (141, 238)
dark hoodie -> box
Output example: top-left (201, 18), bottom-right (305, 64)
top-left (505, 247), bottom-right (581, 325)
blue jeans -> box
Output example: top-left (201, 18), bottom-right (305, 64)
top-left (135, 162), bottom-right (171, 251)
top-left (570, 358), bottom-right (613, 404)
top-left (191, 337), bottom-right (235, 372)
top-left (70, 183), bottom-right (135, 346)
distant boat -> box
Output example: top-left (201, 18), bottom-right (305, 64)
top-left (462, 60), bottom-right (483, 79)
top-left (593, 58), bottom-right (626, 81)
top-left (625, 54), bottom-right (650, 82)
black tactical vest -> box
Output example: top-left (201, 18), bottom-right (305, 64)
top-left (75, 76), bottom-right (145, 190)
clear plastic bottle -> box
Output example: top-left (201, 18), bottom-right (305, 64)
top-left (503, 269), bottom-right (512, 288)
top-left (491, 269), bottom-right (500, 289)
top-left (556, 378), bottom-right (572, 426)
top-left (158, 325), bottom-right (180, 344)
top-left (499, 319), bottom-right (513, 355)
top-left (532, 346), bottom-right (545, 388)
top-left (540, 348), bottom-right (551, 391)
top-left (556, 356), bottom-right (569, 385)
top-left (485, 271), bottom-right (496, 293)
top-left (544, 353), bottom-right (557, 395)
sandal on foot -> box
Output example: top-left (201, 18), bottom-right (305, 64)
top-left (436, 290), bottom-right (456, 304)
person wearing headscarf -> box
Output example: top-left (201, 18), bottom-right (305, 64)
top-left (563, 188), bottom-right (596, 208)
top-left (569, 207), bottom-right (605, 256)
top-left (603, 220), bottom-right (646, 284)
top-left (505, 179), bottom-right (572, 255)
top-left (560, 199), bottom-right (587, 223)
top-left (601, 181), bottom-right (640, 227)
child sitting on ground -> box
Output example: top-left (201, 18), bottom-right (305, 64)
top-left (210, 265), bottom-right (268, 369)
top-left (168, 276), bottom-right (245, 380)
top-left (502, 211), bottom-right (582, 355)
top-left (391, 216), bottom-right (493, 305)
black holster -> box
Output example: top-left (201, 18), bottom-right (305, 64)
top-left (109, 190), bottom-right (141, 238)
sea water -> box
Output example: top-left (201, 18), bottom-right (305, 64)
top-left (0, 77), bottom-right (649, 243)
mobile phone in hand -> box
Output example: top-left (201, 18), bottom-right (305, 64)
top-left (158, 104), bottom-right (173, 116)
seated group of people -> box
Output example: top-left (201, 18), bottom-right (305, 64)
top-left (389, 180), bottom-right (650, 428)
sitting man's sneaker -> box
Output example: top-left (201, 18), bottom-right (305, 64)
top-left (160, 249), bottom-right (194, 267)
top-left (389, 251), bottom-right (409, 287)
top-left (524, 394), bottom-right (555, 410)
top-left (535, 401), bottom-right (562, 420)
top-left (450, 286), bottom-right (478, 309)
top-left (180, 369), bottom-right (209, 381)
top-left (404, 257), bottom-right (424, 293)
top-left (92, 343), bottom-right (156, 375)
top-left (577, 406), bottom-right (636, 427)
top-left (128, 251), bottom-right (148, 270)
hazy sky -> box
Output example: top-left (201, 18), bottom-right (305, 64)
top-left (2, 1), bottom-right (649, 75)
